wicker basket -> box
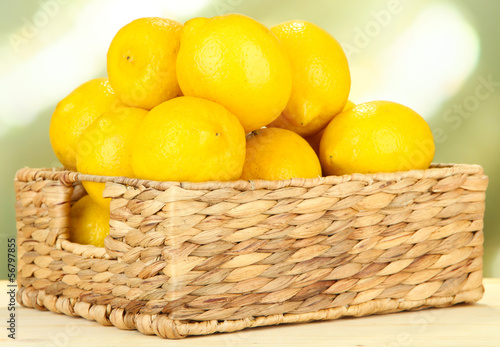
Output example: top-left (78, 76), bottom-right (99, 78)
top-left (15, 164), bottom-right (488, 339)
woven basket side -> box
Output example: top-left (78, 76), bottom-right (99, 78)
top-left (15, 168), bottom-right (74, 247)
top-left (14, 165), bottom-right (488, 337)
top-left (15, 168), bottom-right (110, 291)
top-left (95, 166), bottom-right (487, 322)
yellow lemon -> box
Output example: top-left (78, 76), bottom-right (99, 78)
top-left (107, 17), bottom-right (183, 110)
top-left (320, 101), bottom-right (435, 176)
top-left (241, 127), bottom-right (322, 181)
top-left (69, 195), bottom-right (110, 247)
top-left (176, 14), bottom-right (292, 133)
top-left (49, 78), bottom-right (122, 171)
top-left (131, 96), bottom-right (246, 182)
top-left (269, 20), bottom-right (351, 137)
top-left (304, 100), bottom-right (355, 155)
top-left (76, 107), bottom-right (148, 207)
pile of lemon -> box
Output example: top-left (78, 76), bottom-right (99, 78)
top-left (49, 14), bottom-right (435, 247)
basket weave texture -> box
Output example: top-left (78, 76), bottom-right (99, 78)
top-left (15, 164), bottom-right (488, 339)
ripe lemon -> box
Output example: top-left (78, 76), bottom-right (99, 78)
top-left (69, 195), bottom-right (110, 247)
top-left (107, 17), bottom-right (183, 110)
top-left (76, 107), bottom-right (148, 207)
top-left (176, 14), bottom-right (292, 133)
top-left (320, 101), bottom-right (435, 176)
top-left (269, 20), bottom-right (351, 137)
top-left (241, 127), bottom-right (322, 181)
top-left (304, 100), bottom-right (355, 155)
top-left (131, 96), bottom-right (246, 182)
top-left (49, 78), bottom-right (122, 171)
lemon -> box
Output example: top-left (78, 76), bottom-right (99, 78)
top-left (176, 14), bottom-right (292, 133)
top-left (241, 127), bottom-right (322, 181)
top-left (269, 20), bottom-right (351, 137)
top-left (76, 107), bottom-right (147, 207)
top-left (107, 17), bottom-right (183, 110)
top-left (69, 195), bottom-right (110, 247)
top-left (131, 96), bottom-right (246, 182)
top-left (320, 101), bottom-right (435, 176)
top-left (304, 100), bottom-right (355, 155)
top-left (49, 78), bottom-right (122, 171)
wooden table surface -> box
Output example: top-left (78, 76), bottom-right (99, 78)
top-left (1, 278), bottom-right (499, 346)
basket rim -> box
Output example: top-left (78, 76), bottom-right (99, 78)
top-left (15, 163), bottom-right (485, 191)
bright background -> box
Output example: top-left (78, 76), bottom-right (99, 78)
top-left (1, 0), bottom-right (499, 279)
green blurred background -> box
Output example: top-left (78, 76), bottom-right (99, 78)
top-left (1, 0), bottom-right (499, 279)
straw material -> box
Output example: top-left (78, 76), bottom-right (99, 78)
top-left (15, 164), bottom-right (488, 338)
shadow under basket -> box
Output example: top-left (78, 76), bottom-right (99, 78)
top-left (15, 164), bottom-right (488, 339)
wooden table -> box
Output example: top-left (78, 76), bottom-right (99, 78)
top-left (1, 278), bottom-right (499, 346)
